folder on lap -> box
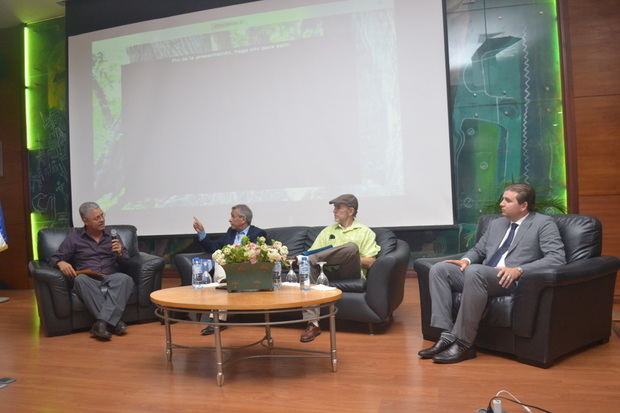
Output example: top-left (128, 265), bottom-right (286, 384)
top-left (76, 269), bottom-right (106, 277)
top-left (302, 245), bottom-right (333, 256)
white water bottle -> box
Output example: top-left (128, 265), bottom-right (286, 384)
top-left (192, 257), bottom-right (204, 289)
top-left (273, 261), bottom-right (282, 289)
top-left (299, 256), bottom-right (310, 291)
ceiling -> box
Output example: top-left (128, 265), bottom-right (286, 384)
top-left (0, 0), bottom-right (65, 29)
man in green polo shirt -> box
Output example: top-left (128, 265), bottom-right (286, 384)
top-left (300, 194), bottom-right (381, 342)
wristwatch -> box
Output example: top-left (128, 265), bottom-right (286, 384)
top-left (517, 266), bottom-right (524, 275)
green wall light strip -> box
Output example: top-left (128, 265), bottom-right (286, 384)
top-left (25, 26), bottom-right (38, 257)
top-left (30, 213), bottom-right (40, 260)
top-left (552, 0), bottom-right (568, 205)
top-left (24, 25), bottom-right (34, 150)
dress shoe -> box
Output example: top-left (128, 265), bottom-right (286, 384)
top-left (418, 334), bottom-right (456, 359)
top-left (113, 321), bottom-right (128, 336)
top-left (90, 320), bottom-right (112, 341)
top-left (432, 339), bottom-right (476, 364)
top-left (300, 324), bottom-right (321, 343)
top-left (200, 325), bottom-right (228, 336)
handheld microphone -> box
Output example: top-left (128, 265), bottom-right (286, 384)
top-left (329, 234), bottom-right (335, 240)
top-left (110, 229), bottom-right (121, 256)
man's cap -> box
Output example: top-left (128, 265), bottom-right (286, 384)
top-left (329, 194), bottom-right (358, 210)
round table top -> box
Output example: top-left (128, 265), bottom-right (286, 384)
top-left (150, 284), bottom-right (342, 311)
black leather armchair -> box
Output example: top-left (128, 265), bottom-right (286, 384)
top-left (174, 226), bottom-right (410, 332)
top-left (414, 214), bottom-right (620, 367)
top-left (29, 225), bottom-right (166, 337)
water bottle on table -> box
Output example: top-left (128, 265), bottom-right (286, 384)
top-left (272, 261), bottom-right (282, 289)
top-left (299, 256), bottom-right (311, 291)
top-left (192, 257), bottom-right (204, 289)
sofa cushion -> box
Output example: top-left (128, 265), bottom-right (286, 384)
top-left (331, 278), bottom-right (366, 293)
top-left (373, 228), bottom-right (397, 257)
top-left (553, 214), bottom-right (602, 263)
top-left (265, 226), bottom-right (311, 256)
top-left (452, 292), bottom-right (513, 328)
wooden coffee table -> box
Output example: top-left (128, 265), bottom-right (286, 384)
top-left (150, 284), bottom-right (342, 386)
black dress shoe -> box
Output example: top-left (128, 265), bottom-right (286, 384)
top-left (90, 320), bottom-right (112, 341)
top-left (200, 325), bottom-right (228, 335)
top-left (418, 334), bottom-right (456, 359)
top-left (432, 339), bottom-right (476, 364)
top-left (113, 321), bottom-right (128, 336)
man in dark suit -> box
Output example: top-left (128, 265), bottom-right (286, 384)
top-left (193, 204), bottom-right (268, 253)
top-left (419, 183), bottom-right (566, 364)
top-left (192, 204), bottom-right (268, 335)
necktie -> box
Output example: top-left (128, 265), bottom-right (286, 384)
top-left (487, 223), bottom-right (518, 267)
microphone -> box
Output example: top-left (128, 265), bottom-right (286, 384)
top-left (110, 229), bottom-right (121, 256)
top-left (329, 234), bottom-right (335, 240)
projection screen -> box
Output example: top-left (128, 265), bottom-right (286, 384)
top-left (68, 0), bottom-right (453, 236)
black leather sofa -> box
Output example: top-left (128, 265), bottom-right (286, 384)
top-left (29, 225), bottom-right (166, 337)
top-left (174, 226), bottom-right (410, 332)
top-left (414, 214), bottom-right (620, 367)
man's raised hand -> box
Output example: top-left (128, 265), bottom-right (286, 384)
top-left (193, 216), bottom-right (205, 233)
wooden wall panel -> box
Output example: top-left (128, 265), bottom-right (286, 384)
top-left (0, 26), bottom-right (31, 289)
top-left (579, 195), bottom-right (620, 259)
top-left (563, 0), bottom-right (620, 296)
top-left (566, 0), bottom-right (620, 97)
top-left (574, 95), bottom-right (620, 195)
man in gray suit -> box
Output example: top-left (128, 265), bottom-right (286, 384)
top-left (419, 183), bottom-right (566, 363)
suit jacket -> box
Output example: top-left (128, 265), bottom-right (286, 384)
top-left (463, 212), bottom-right (566, 274)
top-left (198, 225), bottom-right (268, 253)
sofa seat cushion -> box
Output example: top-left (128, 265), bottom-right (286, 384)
top-left (451, 292), bottom-right (513, 329)
top-left (331, 278), bottom-right (366, 293)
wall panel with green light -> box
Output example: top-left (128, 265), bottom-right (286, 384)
top-left (24, 18), bottom-right (70, 259)
top-left (25, 0), bottom-right (567, 260)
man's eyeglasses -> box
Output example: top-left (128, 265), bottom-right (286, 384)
top-left (91, 213), bottom-right (105, 222)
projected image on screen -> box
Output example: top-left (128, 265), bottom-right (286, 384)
top-left (92, 1), bottom-right (400, 207)
top-left (70, 0), bottom-right (453, 235)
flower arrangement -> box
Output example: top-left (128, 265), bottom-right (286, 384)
top-left (212, 236), bottom-right (289, 266)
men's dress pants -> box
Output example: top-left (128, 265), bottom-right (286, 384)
top-left (429, 262), bottom-right (515, 344)
top-left (73, 273), bottom-right (134, 327)
top-left (303, 243), bottom-right (361, 324)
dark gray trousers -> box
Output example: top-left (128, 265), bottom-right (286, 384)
top-left (429, 262), bottom-right (515, 344)
top-left (73, 273), bottom-right (134, 326)
top-left (303, 243), bottom-right (361, 324)
top-left (308, 242), bottom-right (361, 280)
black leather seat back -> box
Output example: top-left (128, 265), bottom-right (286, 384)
top-left (474, 214), bottom-right (501, 242)
top-left (552, 214), bottom-right (601, 263)
top-left (38, 228), bottom-right (72, 262)
top-left (373, 228), bottom-right (398, 257)
top-left (38, 225), bottom-right (139, 263)
top-left (265, 226), bottom-right (311, 256)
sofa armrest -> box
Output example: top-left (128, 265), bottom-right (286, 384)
top-left (28, 260), bottom-right (73, 318)
top-left (413, 253), bottom-right (464, 278)
top-left (131, 252), bottom-right (165, 307)
top-left (365, 240), bottom-right (410, 320)
top-left (512, 255), bottom-right (620, 337)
